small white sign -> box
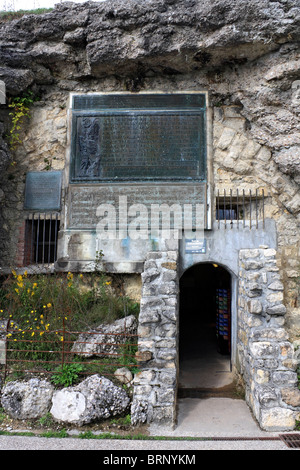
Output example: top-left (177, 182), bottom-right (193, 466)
top-left (185, 238), bottom-right (206, 254)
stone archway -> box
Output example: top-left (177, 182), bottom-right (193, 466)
top-left (131, 247), bottom-right (300, 432)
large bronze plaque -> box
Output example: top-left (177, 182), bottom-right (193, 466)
top-left (24, 171), bottom-right (62, 211)
top-left (70, 94), bottom-right (206, 183)
top-left (68, 183), bottom-right (207, 231)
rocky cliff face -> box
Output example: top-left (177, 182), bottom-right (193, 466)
top-left (0, 0), bottom-right (299, 183)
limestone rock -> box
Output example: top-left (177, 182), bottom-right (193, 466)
top-left (50, 374), bottom-right (130, 425)
top-left (114, 367), bottom-right (133, 385)
top-left (1, 378), bottom-right (54, 419)
top-left (71, 315), bottom-right (138, 358)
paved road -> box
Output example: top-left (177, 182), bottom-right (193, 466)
top-left (0, 434), bottom-right (289, 451)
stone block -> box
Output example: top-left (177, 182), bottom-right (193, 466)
top-left (258, 387), bottom-right (279, 408)
top-left (135, 350), bottom-right (152, 362)
top-left (217, 127), bottom-right (236, 150)
top-left (152, 405), bottom-right (175, 424)
top-left (248, 299), bottom-right (262, 314)
top-left (155, 388), bottom-right (175, 404)
top-left (248, 282), bottom-right (263, 297)
top-left (156, 348), bottom-right (177, 361)
top-left (260, 407), bottom-right (295, 432)
top-left (134, 370), bottom-right (156, 383)
top-left (223, 117), bottom-right (246, 132)
top-left (161, 262), bottom-right (177, 270)
top-left (250, 328), bottom-right (289, 342)
top-left (266, 304), bottom-right (287, 315)
top-left (255, 369), bottom-right (270, 384)
top-left (267, 292), bottom-right (284, 303)
top-left (263, 248), bottom-right (276, 257)
top-left (162, 271), bottom-right (177, 282)
top-left (141, 267), bottom-right (160, 282)
top-left (161, 306), bottom-right (177, 321)
top-left (244, 260), bottom-right (264, 270)
top-left (249, 341), bottom-right (279, 358)
top-left (157, 371), bottom-right (177, 386)
top-left (281, 388), bottom-right (300, 407)
top-left (268, 281), bottom-right (284, 291)
top-left (256, 147), bottom-right (272, 162)
top-left (272, 370), bottom-right (298, 387)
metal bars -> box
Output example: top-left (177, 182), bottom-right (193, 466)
top-left (2, 319), bottom-right (139, 384)
top-left (216, 189), bottom-right (265, 229)
top-left (25, 212), bottom-right (60, 266)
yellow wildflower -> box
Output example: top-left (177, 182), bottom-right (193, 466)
top-left (47, 303), bottom-right (52, 308)
top-left (33, 283), bottom-right (38, 289)
top-left (31, 332), bottom-right (35, 336)
top-left (15, 288), bottom-right (19, 294)
top-left (60, 336), bottom-right (64, 341)
top-left (12, 270), bottom-right (17, 277)
top-left (40, 331), bottom-right (44, 336)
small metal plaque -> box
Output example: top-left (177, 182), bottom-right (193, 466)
top-left (24, 171), bottom-right (62, 211)
top-left (70, 94), bottom-right (206, 183)
top-left (185, 238), bottom-right (206, 254)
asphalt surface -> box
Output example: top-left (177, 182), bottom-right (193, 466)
top-left (0, 434), bottom-right (290, 451)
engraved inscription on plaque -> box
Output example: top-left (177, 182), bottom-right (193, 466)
top-left (24, 171), bottom-right (62, 211)
top-left (70, 94), bottom-right (206, 183)
top-left (68, 183), bottom-right (206, 230)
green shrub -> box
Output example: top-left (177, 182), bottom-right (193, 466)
top-left (51, 363), bottom-right (85, 387)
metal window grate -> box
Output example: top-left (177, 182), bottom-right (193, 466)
top-left (24, 213), bottom-right (60, 266)
top-left (216, 189), bottom-right (266, 229)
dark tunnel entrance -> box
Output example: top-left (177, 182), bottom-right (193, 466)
top-left (178, 263), bottom-right (233, 395)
